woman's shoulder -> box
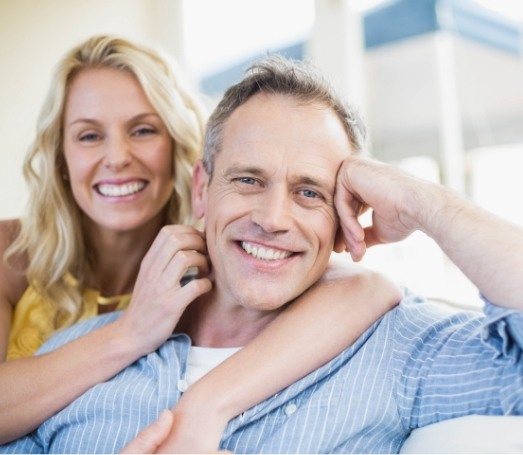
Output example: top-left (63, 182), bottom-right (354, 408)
top-left (0, 219), bottom-right (28, 307)
top-left (0, 219), bottom-right (21, 243)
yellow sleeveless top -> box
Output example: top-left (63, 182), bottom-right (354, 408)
top-left (7, 274), bottom-right (131, 360)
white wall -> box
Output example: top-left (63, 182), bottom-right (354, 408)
top-left (0, 0), bottom-right (184, 218)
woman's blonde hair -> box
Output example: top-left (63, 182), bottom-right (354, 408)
top-left (6, 35), bottom-right (206, 325)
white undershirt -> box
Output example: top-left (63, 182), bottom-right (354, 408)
top-left (186, 346), bottom-right (242, 386)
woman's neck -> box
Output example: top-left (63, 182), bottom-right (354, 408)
top-left (82, 211), bottom-right (168, 296)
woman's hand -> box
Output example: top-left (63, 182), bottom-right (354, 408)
top-left (121, 410), bottom-right (174, 454)
top-left (155, 393), bottom-right (228, 453)
top-left (115, 225), bottom-right (212, 357)
top-left (121, 407), bottom-right (230, 454)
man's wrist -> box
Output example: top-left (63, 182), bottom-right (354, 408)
top-left (403, 179), bottom-right (451, 238)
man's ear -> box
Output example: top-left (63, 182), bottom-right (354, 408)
top-left (192, 160), bottom-right (209, 219)
top-left (333, 226), bottom-right (347, 253)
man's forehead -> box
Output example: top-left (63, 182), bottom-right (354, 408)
top-left (217, 94), bottom-right (351, 178)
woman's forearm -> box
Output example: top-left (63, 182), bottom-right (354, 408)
top-left (190, 266), bottom-right (399, 417)
top-left (0, 320), bottom-right (141, 444)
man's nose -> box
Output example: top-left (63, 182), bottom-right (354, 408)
top-left (251, 188), bottom-right (293, 233)
top-left (103, 134), bottom-right (132, 172)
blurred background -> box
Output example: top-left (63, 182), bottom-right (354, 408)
top-left (1, 0), bottom-right (523, 305)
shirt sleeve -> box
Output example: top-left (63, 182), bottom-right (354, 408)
top-left (0, 433), bottom-right (43, 453)
top-left (37, 311), bottom-right (121, 355)
top-left (392, 291), bottom-right (523, 430)
top-left (481, 296), bottom-right (523, 363)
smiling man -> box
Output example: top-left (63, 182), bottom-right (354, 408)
top-left (2, 57), bottom-right (522, 454)
top-left (190, 93), bottom-right (349, 318)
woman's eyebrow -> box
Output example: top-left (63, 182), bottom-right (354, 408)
top-left (67, 112), bottom-right (159, 127)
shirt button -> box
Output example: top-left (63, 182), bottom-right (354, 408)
top-left (284, 403), bottom-right (297, 416)
top-left (177, 379), bottom-right (188, 393)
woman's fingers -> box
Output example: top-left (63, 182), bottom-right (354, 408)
top-left (121, 410), bottom-right (174, 454)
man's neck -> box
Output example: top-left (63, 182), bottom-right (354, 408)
top-left (177, 290), bottom-right (282, 348)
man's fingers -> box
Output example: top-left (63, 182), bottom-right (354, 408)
top-left (121, 410), bottom-right (174, 454)
top-left (347, 237), bottom-right (366, 262)
top-left (363, 226), bottom-right (383, 249)
top-left (335, 190), bottom-right (367, 261)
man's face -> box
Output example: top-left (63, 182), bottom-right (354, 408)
top-left (193, 93), bottom-right (352, 311)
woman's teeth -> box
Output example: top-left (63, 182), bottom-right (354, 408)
top-left (97, 181), bottom-right (145, 197)
top-left (241, 241), bottom-right (292, 261)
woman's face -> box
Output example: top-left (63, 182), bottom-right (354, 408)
top-left (62, 67), bottom-right (174, 234)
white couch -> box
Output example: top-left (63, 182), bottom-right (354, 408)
top-left (400, 415), bottom-right (523, 453)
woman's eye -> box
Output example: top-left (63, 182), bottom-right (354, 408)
top-left (132, 126), bottom-right (156, 137)
top-left (79, 132), bottom-right (101, 142)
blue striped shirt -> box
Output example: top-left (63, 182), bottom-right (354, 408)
top-left (1, 291), bottom-right (522, 453)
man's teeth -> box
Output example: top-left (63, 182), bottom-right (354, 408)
top-left (97, 181), bottom-right (145, 197)
top-left (241, 241), bottom-right (292, 261)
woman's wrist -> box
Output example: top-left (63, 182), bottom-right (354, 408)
top-left (156, 391), bottom-right (229, 452)
top-left (177, 386), bottom-right (232, 426)
top-left (102, 319), bottom-right (149, 365)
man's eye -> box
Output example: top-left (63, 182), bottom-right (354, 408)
top-left (299, 189), bottom-right (321, 199)
top-left (79, 132), bottom-right (102, 142)
top-left (237, 177), bottom-right (257, 185)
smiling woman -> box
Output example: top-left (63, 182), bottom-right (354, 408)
top-left (0, 35), bottom-right (209, 443)
top-left (63, 68), bottom-right (174, 233)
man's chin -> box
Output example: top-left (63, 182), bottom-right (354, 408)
top-left (233, 288), bottom-right (307, 312)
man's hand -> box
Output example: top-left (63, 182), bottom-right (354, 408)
top-left (334, 155), bottom-right (438, 261)
top-left (335, 154), bottom-right (523, 309)
top-left (121, 410), bottom-right (174, 454)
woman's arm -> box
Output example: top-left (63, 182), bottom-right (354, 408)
top-left (156, 259), bottom-right (401, 453)
top-left (0, 224), bottom-right (211, 444)
top-left (0, 220), bottom-right (27, 361)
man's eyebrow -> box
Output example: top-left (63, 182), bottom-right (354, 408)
top-left (293, 175), bottom-right (334, 192)
top-left (223, 165), bottom-right (265, 177)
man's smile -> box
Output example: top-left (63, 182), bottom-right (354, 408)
top-left (240, 240), bottom-right (293, 261)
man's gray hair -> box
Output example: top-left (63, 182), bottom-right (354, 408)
top-left (203, 55), bottom-right (366, 177)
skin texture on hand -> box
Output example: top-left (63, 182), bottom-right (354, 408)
top-left (334, 155), bottom-right (428, 261)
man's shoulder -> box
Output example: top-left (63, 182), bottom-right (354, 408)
top-left (37, 312), bottom-right (120, 355)
top-left (384, 289), bottom-right (483, 336)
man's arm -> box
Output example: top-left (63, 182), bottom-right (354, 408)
top-left (335, 155), bottom-right (523, 309)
